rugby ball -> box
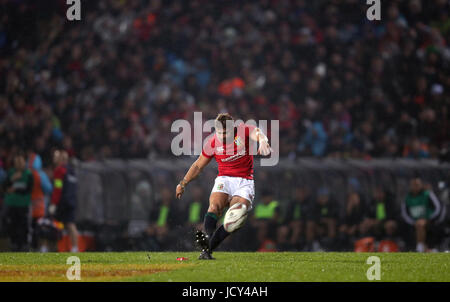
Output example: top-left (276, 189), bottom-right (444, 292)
top-left (223, 203), bottom-right (248, 232)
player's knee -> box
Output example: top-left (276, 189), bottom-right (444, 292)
top-left (385, 220), bottom-right (397, 230)
top-left (277, 225), bottom-right (289, 238)
top-left (415, 219), bottom-right (427, 228)
top-left (208, 204), bottom-right (221, 215)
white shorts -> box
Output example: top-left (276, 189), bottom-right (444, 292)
top-left (211, 176), bottom-right (255, 211)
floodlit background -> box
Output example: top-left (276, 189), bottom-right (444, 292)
top-left (0, 0), bottom-right (449, 253)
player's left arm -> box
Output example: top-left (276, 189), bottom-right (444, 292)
top-left (49, 167), bottom-right (66, 215)
top-left (249, 127), bottom-right (272, 156)
top-left (428, 190), bottom-right (442, 220)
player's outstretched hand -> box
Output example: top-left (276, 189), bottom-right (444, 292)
top-left (257, 141), bottom-right (273, 156)
top-left (176, 184), bottom-right (184, 199)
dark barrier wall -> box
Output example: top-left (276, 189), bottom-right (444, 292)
top-left (72, 158), bottom-right (450, 252)
top-left (76, 158), bottom-right (449, 222)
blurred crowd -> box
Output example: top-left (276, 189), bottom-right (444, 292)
top-left (0, 0), bottom-right (449, 252)
top-left (1, 0), bottom-right (449, 167)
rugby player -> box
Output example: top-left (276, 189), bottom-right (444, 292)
top-left (175, 113), bottom-right (272, 259)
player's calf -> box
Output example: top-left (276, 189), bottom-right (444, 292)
top-left (204, 212), bottom-right (218, 237)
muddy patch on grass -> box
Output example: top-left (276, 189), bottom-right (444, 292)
top-left (0, 263), bottom-right (192, 281)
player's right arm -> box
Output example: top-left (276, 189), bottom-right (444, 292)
top-left (176, 154), bottom-right (212, 199)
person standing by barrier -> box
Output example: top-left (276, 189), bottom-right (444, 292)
top-left (362, 186), bottom-right (398, 240)
top-left (3, 152), bottom-right (33, 251)
top-left (49, 150), bottom-right (79, 252)
top-left (251, 189), bottom-right (281, 250)
top-left (401, 178), bottom-right (443, 252)
top-left (27, 150), bottom-right (53, 252)
top-left (277, 186), bottom-right (314, 251)
top-left (146, 186), bottom-right (180, 250)
top-left (309, 187), bottom-right (339, 251)
top-left (338, 192), bottom-right (366, 251)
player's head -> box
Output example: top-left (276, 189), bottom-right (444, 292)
top-left (214, 113), bottom-right (235, 142)
top-left (53, 149), bottom-right (69, 166)
top-left (410, 178), bottom-right (423, 194)
top-left (261, 188), bottom-right (273, 204)
top-left (347, 192), bottom-right (361, 207)
top-left (317, 187), bottom-right (330, 204)
top-left (13, 151), bottom-right (26, 171)
top-left (161, 186), bottom-right (172, 204)
top-left (373, 185), bottom-right (386, 201)
top-left (294, 186), bottom-right (309, 202)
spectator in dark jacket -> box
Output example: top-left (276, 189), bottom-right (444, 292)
top-left (401, 178), bottom-right (443, 252)
top-left (361, 186), bottom-right (398, 240)
top-left (49, 150), bottom-right (79, 252)
top-left (338, 192), bottom-right (366, 250)
top-left (3, 152), bottom-right (33, 251)
top-left (309, 187), bottom-right (339, 251)
top-left (251, 188), bottom-right (281, 249)
top-left (277, 186), bottom-right (314, 250)
top-left (146, 186), bottom-right (181, 251)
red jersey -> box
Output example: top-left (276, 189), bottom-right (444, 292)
top-left (202, 123), bottom-right (256, 179)
top-left (51, 165), bottom-right (67, 205)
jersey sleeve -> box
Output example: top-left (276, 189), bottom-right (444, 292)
top-left (427, 190), bottom-right (442, 220)
top-left (401, 199), bottom-right (415, 225)
top-left (201, 134), bottom-right (216, 158)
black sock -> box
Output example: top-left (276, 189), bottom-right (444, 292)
top-left (204, 212), bottom-right (218, 237)
top-left (209, 225), bottom-right (230, 251)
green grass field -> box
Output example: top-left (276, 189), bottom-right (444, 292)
top-left (0, 252), bottom-right (449, 282)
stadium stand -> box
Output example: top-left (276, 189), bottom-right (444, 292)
top-left (0, 0), bottom-right (449, 252)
